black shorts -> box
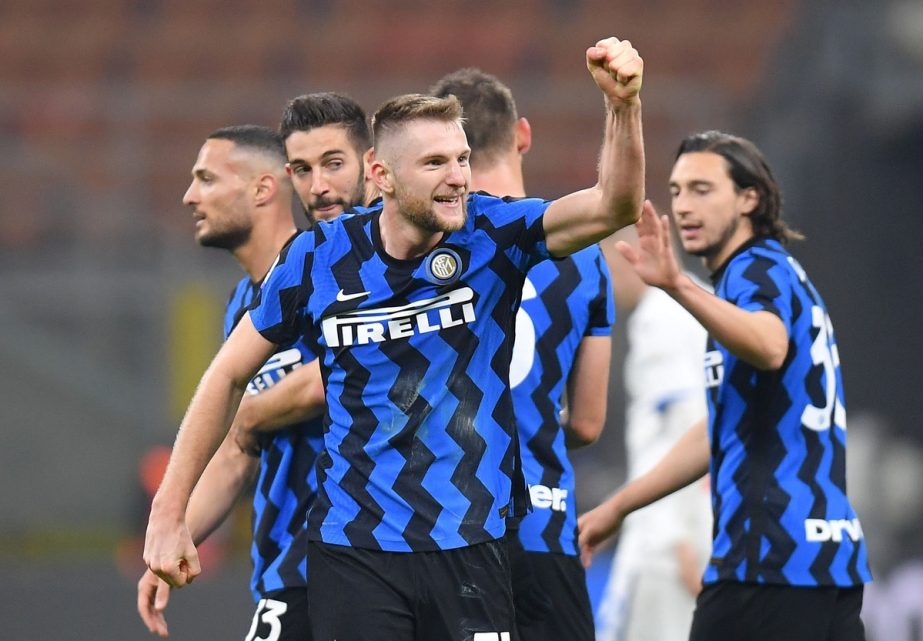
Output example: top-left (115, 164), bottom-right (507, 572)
top-left (505, 532), bottom-right (594, 641)
top-left (245, 587), bottom-right (312, 641)
top-left (307, 539), bottom-right (514, 641)
top-left (689, 581), bottom-right (866, 641)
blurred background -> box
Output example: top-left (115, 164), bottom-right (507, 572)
top-left (2, 0), bottom-right (922, 638)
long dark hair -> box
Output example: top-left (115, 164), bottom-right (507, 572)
top-left (676, 130), bottom-right (803, 243)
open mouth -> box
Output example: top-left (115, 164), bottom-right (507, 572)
top-left (434, 194), bottom-right (461, 206)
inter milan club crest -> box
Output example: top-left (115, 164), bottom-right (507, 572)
top-left (424, 248), bottom-right (462, 284)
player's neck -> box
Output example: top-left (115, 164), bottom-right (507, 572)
top-left (234, 210), bottom-right (297, 282)
top-left (703, 223), bottom-right (756, 273)
top-left (471, 161), bottom-right (525, 198)
top-left (378, 204), bottom-right (445, 261)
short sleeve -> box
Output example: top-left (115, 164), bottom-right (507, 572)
top-left (722, 251), bottom-right (794, 333)
top-left (248, 231), bottom-right (315, 346)
top-left (585, 248), bottom-right (615, 337)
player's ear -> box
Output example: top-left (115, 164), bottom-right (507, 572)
top-left (739, 186), bottom-right (759, 216)
top-left (515, 117), bottom-right (532, 155)
top-left (363, 148), bottom-right (375, 182)
top-left (253, 173), bottom-right (277, 206)
top-left (369, 150), bottom-right (395, 195)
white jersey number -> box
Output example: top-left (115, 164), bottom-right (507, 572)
top-left (245, 598), bottom-right (288, 641)
top-left (509, 278), bottom-right (538, 389)
top-left (801, 305), bottom-right (846, 432)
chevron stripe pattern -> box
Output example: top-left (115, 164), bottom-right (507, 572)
top-left (224, 276), bottom-right (324, 601)
top-left (249, 193), bottom-right (553, 552)
top-left (511, 245), bottom-right (614, 555)
top-left (703, 238), bottom-right (871, 587)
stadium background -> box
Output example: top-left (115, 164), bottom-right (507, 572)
top-left (1, 1), bottom-right (922, 638)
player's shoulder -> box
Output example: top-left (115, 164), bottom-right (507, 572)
top-left (468, 190), bottom-right (550, 220)
top-left (721, 236), bottom-right (793, 281)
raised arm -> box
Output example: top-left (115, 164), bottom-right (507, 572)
top-left (143, 312), bottom-right (276, 588)
top-left (543, 37), bottom-right (645, 256)
top-left (577, 416), bottom-right (709, 567)
top-left (616, 201), bottom-right (788, 370)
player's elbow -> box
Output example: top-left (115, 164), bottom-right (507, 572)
top-left (567, 416), bottom-right (604, 448)
top-left (749, 340), bottom-right (788, 371)
top-left (595, 195), bottom-right (641, 236)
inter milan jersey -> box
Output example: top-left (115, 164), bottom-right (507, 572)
top-left (704, 237), bottom-right (871, 587)
top-left (224, 276), bottom-right (325, 601)
top-left (248, 192), bottom-right (553, 552)
top-left (509, 245), bottom-right (614, 555)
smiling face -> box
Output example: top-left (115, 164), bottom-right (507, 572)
top-left (375, 118), bottom-right (471, 234)
top-left (284, 124), bottom-right (366, 224)
top-left (669, 150), bottom-right (758, 271)
top-left (182, 138), bottom-right (253, 250)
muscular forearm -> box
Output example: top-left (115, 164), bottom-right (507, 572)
top-left (185, 435), bottom-right (259, 545)
top-left (151, 365), bottom-right (247, 518)
top-left (667, 274), bottom-right (788, 370)
top-left (597, 99), bottom-right (644, 232)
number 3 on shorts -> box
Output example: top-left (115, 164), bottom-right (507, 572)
top-left (245, 598), bottom-right (289, 641)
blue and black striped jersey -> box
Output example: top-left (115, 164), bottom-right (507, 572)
top-left (248, 192), bottom-right (553, 552)
top-left (704, 237), bottom-right (871, 587)
top-left (224, 277), bottom-right (324, 601)
top-left (510, 245), bottom-right (614, 555)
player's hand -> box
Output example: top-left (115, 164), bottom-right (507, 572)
top-left (587, 37), bottom-right (643, 105)
top-left (137, 568), bottom-right (172, 637)
top-left (615, 200), bottom-right (683, 291)
top-left (230, 396), bottom-right (263, 457)
top-left (143, 509), bottom-right (201, 588)
top-left (577, 499), bottom-right (626, 569)
top-left (232, 422), bottom-right (262, 457)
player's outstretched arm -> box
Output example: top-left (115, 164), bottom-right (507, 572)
top-left (544, 37), bottom-right (644, 257)
top-left (563, 335), bottom-right (611, 448)
top-left (144, 313), bottom-right (275, 588)
top-left (577, 417), bottom-right (709, 567)
top-left (617, 201), bottom-right (788, 370)
top-left (232, 359), bottom-right (326, 455)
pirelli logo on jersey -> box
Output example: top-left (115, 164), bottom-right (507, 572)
top-left (321, 287), bottom-right (476, 348)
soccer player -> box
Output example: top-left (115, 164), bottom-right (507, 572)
top-left (144, 37), bottom-right (644, 641)
top-left (137, 125), bottom-right (326, 639)
top-left (595, 231), bottom-right (712, 641)
top-left (431, 68), bottom-right (614, 641)
top-left (138, 94), bottom-right (377, 638)
top-left (231, 91), bottom-right (376, 457)
top-left (579, 131), bottom-right (872, 641)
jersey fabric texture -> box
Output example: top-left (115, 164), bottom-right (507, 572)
top-left (509, 245), bottom-right (614, 555)
top-left (248, 192), bottom-right (553, 552)
top-left (704, 237), bottom-right (871, 587)
top-left (225, 277), bottom-right (324, 601)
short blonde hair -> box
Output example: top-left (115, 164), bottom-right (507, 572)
top-left (371, 94), bottom-right (464, 146)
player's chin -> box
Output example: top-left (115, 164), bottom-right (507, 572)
top-left (434, 204), bottom-right (467, 232)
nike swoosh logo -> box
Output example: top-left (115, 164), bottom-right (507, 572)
top-left (336, 288), bottom-right (371, 302)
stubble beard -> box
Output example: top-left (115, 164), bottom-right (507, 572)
top-left (304, 172), bottom-right (366, 225)
top-left (396, 184), bottom-right (467, 234)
